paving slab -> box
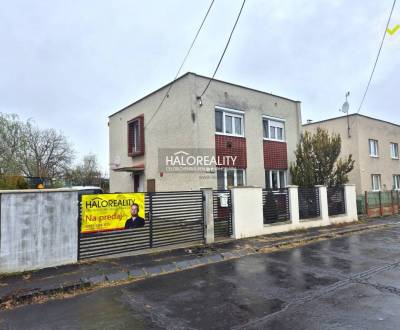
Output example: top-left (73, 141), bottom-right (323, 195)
top-left (128, 268), bottom-right (146, 278)
top-left (87, 275), bottom-right (106, 285)
top-left (175, 260), bottom-right (193, 270)
top-left (105, 272), bottom-right (129, 282)
top-left (144, 266), bottom-right (164, 276)
top-left (160, 263), bottom-right (178, 273)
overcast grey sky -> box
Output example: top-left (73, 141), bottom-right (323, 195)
top-left (1, 0), bottom-right (399, 172)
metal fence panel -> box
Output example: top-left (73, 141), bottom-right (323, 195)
top-left (298, 187), bottom-right (320, 220)
top-left (263, 189), bottom-right (290, 224)
top-left (79, 195), bottom-right (150, 259)
top-left (380, 191), bottom-right (395, 216)
top-left (356, 195), bottom-right (366, 215)
top-left (394, 191), bottom-right (400, 214)
top-left (79, 191), bottom-right (205, 260)
top-left (151, 191), bottom-right (204, 248)
top-left (367, 191), bottom-right (381, 208)
top-left (213, 190), bottom-right (233, 238)
top-left (361, 190), bottom-right (400, 218)
top-left (327, 187), bottom-right (346, 216)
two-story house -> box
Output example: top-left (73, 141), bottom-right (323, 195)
top-left (304, 114), bottom-right (400, 194)
top-left (109, 72), bottom-right (302, 192)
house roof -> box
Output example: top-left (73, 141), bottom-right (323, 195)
top-left (302, 113), bottom-right (400, 129)
top-left (109, 72), bottom-right (301, 118)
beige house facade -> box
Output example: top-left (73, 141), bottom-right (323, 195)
top-left (303, 114), bottom-right (400, 195)
top-left (109, 72), bottom-right (302, 192)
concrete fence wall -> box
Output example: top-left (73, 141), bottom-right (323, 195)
top-left (0, 190), bottom-right (78, 273)
top-left (225, 184), bottom-right (358, 240)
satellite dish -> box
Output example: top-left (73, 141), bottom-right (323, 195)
top-left (341, 101), bottom-right (349, 114)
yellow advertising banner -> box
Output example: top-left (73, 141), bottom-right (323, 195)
top-left (81, 193), bottom-right (145, 233)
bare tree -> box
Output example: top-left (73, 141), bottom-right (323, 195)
top-left (67, 154), bottom-right (102, 186)
top-left (17, 122), bottom-right (74, 178)
top-left (0, 113), bottom-right (24, 174)
top-left (0, 113), bottom-right (75, 180)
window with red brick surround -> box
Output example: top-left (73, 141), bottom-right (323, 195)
top-left (127, 115), bottom-right (144, 157)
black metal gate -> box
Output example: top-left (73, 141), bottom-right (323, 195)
top-left (327, 187), bottom-right (346, 216)
top-left (263, 189), bottom-right (290, 224)
top-left (78, 191), bottom-right (204, 259)
top-left (213, 190), bottom-right (233, 239)
top-left (151, 191), bottom-right (204, 248)
top-left (298, 187), bottom-right (320, 219)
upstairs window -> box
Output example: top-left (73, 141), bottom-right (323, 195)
top-left (263, 117), bottom-right (285, 141)
top-left (215, 107), bottom-right (244, 137)
top-left (369, 139), bottom-right (379, 157)
top-left (391, 143), bottom-right (399, 159)
top-left (128, 115), bottom-right (144, 156)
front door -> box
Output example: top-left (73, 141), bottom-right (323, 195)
top-left (133, 174), bottom-right (140, 192)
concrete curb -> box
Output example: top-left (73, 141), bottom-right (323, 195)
top-left (0, 221), bottom-right (396, 309)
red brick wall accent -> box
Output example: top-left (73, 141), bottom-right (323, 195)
top-left (215, 135), bottom-right (247, 168)
top-left (264, 140), bottom-right (288, 169)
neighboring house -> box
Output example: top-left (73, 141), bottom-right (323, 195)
top-left (303, 114), bottom-right (400, 194)
top-left (109, 72), bottom-right (302, 192)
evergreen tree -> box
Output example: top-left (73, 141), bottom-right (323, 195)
top-left (290, 128), bottom-right (354, 187)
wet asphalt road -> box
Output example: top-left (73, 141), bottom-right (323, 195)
top-left (2, 225), bottom-right (400, 329)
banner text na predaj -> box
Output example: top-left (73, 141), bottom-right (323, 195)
top-left (81, 193), bottom-right (145, 233)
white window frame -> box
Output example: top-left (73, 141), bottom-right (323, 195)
top-left (132, 121), bottom-right (140, 153)
top-left (266, 170), bottom-right (287, 191)
top-left (215, 106), bottom-right (245, 137)
top-left (371, 174), bottom-right (381, 192)
top-left (128, 118), bottom-right (142, 154)
top-left (217, 168), bottom-right (246, 189)
top-left (369, 139), bottom-right (379, 157)
top-left (393, 175), bottom-right (400, 190)
top-left (391, 143), bottom-right (399, 159)
top-left (263, 115), bottom-right (286, 142)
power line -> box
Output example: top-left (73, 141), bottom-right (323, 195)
top-left (199, 0), bottom-right (247, 99)
top-left (173, 0), bottom-right (215, 83)
top-left (145, 0), bottom-right (215, 129)
top-left (355, 0), bottom-right (397, 115)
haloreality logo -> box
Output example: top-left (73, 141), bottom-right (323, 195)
top-left (158, 149), bottom-right (237, 173)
